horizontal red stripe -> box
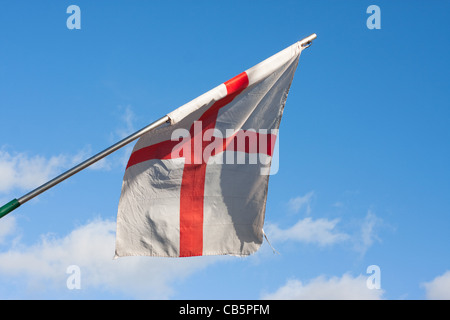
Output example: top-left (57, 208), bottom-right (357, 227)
top-left (126, 139), bottom-right (181, 169)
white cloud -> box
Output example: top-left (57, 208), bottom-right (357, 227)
top-left (0, 150), bottom-right (68, 193)
top-left (287, 191), bottom-right (314, 214)
top-left (115, 105), bottom-right (136, 140)
top-left (0, 218), bottom-right (220, 299)
top-left (273, 193), bottom-right (387, 256)
top-left (265, 217), bottom-right (349, 246)
top-left (108, 105), bottom-right (139, 168)
top-left (354, 210), bottom-right (384, 256)
top-left (0, 215), bottom-right (18, 244)
top-left (0, 148), bottom-right (115, 195)
top-left (262, 274), bottom-right (384, 300)
top-left (0, 106), bottom-right (141, 195)
top-left (422, 271), bottom-right (450, 300)
top-left (266, 191), bottom-right (349, 247)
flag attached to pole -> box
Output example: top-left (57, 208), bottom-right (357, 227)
top-left (115, 40), bottom-right (308, 258)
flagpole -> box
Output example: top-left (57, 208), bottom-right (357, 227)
top-left (0, 115), bottom-right (170, 219)
top-left (299, 33), bottom-right (317, 48)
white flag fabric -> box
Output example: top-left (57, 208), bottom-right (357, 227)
top-left (115, 41), bottom-right (305, 258)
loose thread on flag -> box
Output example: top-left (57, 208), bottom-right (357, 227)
top-left (262, 229), bottom-right (280, 255)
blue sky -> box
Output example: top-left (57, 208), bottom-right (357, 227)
top-left (0, 0), bottom-right (449, 299)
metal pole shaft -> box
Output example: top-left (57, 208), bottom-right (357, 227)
top-left (18, 115), bottom-right (170, 205)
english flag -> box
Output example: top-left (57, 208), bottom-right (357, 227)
top-left (115, 41), bottom-right (306, 258)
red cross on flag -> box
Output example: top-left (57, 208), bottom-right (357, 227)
top-left (115, 41), bottom-right (306, 258)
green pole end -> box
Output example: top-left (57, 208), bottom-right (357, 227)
top-left (0, 199), bottom-right (20, 219)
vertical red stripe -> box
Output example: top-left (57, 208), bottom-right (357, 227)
top-left (178, 72), bottom-right (249, 257)
top-left (178, 163), bottom-right (208, 257)
top-left (224, 72), bottom-right (249, 95)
